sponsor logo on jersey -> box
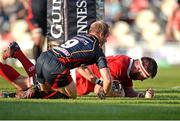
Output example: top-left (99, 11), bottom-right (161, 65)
top-left (53, 47), bottom-right (70, 56)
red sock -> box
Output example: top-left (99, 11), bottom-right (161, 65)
top-left (14, 50), bottom-right (36, 77)
top-left (0, 62), bottom-right (20, 82)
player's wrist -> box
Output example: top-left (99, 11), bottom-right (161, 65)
top-left (95, 78), bottom-right (103, 86)
top-left (137, 92), bottom-right (145, 98)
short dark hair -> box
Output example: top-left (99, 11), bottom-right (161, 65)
top-left (141, 57), bottom-right (158, 78)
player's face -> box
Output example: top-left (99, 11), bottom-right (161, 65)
top-left (100, 31), bottom-right (110, 46)
top-left (130, 61), bottom-right (149, 81)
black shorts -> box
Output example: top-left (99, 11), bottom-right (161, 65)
top-left (36, 51), bottom-right (72, 88)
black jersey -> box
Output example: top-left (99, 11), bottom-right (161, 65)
top-left (50, 35), bottom-right (107, 69)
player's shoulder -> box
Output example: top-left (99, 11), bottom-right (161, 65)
top-left (107, 55), bottom-right (131, 60)
top-left (74, 35), bottom-right (96, 42)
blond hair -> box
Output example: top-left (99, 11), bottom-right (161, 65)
top-left (89, 21), bottom-right (109, 37)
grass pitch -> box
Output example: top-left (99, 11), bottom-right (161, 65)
top-left (0, 66), bottom-right (180, 120)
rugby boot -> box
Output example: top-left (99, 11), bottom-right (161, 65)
top-left (2, 41), bottom-right (20, 60)
top-left (0, 91), bottom-right (16, 98)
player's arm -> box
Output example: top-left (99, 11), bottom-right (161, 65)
top-left (124, 87), bottom-right (155, 98)
top-left (76, 65), bottom-right (97, 82)
top-left (124, 87), bottom-right (144, 97)
top-left (99, 67), bottom-right (112, 95)
top-left (77, 65), bottom-right (112, 96)
top-left (95, 83), bottom-right (124, 97)
top-left (95, 48), bottom-right (112, 97)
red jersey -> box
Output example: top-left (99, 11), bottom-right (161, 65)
top-left (76, 55), bottom-right (133, 96)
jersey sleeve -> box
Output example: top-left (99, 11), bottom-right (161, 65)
top-left (95, 47), bottom-right (108, 69)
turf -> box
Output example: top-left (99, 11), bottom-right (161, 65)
top-left (0, 66), bottom-right (180, 120)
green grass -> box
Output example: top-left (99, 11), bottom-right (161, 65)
top-left (0, 66), bottom-right (180, 120)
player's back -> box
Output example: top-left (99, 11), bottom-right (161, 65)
top-left (50, 35), bottom-right (104, 69)
top-left (90, 55), bottom-right (131, 77)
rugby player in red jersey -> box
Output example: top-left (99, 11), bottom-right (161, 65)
top-left (75, 55), bottom-right (158, 98)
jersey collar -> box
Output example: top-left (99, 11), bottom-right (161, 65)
top-left (127, 58), bottom-right (133, 78)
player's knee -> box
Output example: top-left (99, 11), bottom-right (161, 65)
top-left (65, 87), bottom-right (77, 99)
top-left (69, 93), bottom-right (77, 99)
top-left (13, 76), bottom-right (29, 90)
top-left (65, 81), bottom-right (77, 99)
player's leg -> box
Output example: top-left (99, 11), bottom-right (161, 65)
top-left (0, 62), bottom-right (30, 91)
top-left (41, 90), bottom-right (69, 99)
top-left (3, 41), bottom-right (36, 77)
top-left (64, 81), bottom-right (77, 99)
top-left (50, 68), bottom-right (77, 99)
top-left (51, 82), bottom-right (77, 99)
top-left (35, 51), bottom-right (76, 99)
top-left (62, 69), bottom-right (77, 98)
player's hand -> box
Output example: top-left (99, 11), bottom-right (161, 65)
top-left (16, 88), bottom-right (35, 99)
top-left (145, 87), bottom-right (154, 98)
top-left (97, 89), bottom-right (105, 99)
top-left (94, 85), bottom-right (106, 99)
